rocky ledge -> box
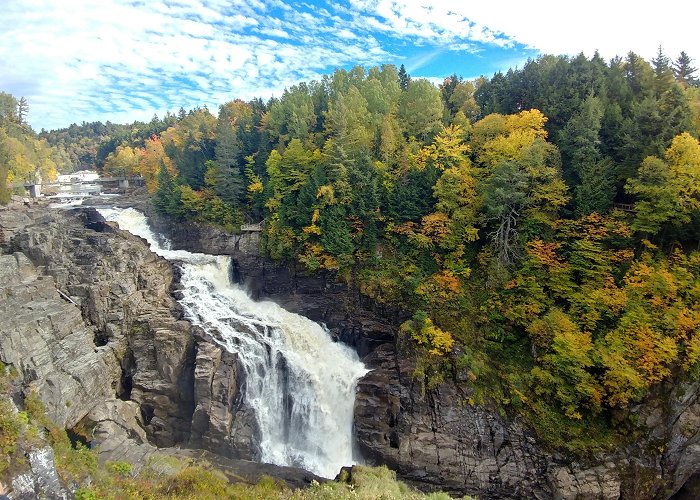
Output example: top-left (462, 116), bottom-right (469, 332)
top-left (0, 205), bottom-right (322, 496)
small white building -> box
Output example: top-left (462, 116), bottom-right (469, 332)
top-left (57, 170), bottom-right (100, 184)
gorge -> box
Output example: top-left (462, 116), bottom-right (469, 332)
top-left (98, 206), bottom-right (369, 479)
top-left (1, 201), bottom-right (700, 499)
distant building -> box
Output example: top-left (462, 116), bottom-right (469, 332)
top-left (57, 170), bottom-right (100, 184)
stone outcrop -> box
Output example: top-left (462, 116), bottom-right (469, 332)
top-left (0, 248), bottom-right (120, 430)
top-left (82, 398), bottom-right (323, 488)
top-left (11, 447), bottom-right (68, 500)
top-left (354, 344), bottom-right (617, 498)
top-left (2, 207), bottom-right (196, 446)
top-left (353, 342), bottom-right (700, 499)
top-left (188, 329), bottom-right (259, 460)
top-left (0, 205), bottom-right (317, 491)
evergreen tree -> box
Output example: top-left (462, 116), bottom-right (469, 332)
top-left (440, 74), bottom-right (461, 115)
top-left (624, 52), bottom-right (655, 98)
top-left (558, 95), bottom-right (616, 214)
top-left (651, 46), bottom-right (675, 97)
top-left (575, 158), bottom-right (616, 216)
top-left (212, 108), bottom-right (244, 207)
top-left (319, 204), bottom-right (354, 257)
top-left (286, 165), bottom-right (325, 229)
top-left (672, 51), bottom-right (698, 87)
top-left (398, 64), bottom-right (411, 91)
top-left (558, 95), bottom-right (603, 183)
top-left (153, 158), bottom-right (177, 215)
top-left (17, 97), bottom-right (29, 127)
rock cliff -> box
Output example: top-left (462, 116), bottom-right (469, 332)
top-left (141, 204), bottom-right (700, 499)
top-left (4, 201), bottom-right (699, 499)
top-left (0, 205), bottom-right (320, 494)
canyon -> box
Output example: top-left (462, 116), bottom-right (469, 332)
top-left (1, 201), bottom-right (699, 499)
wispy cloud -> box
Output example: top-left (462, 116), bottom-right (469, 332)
top-left (1, 0), bottom-right (694, 131)
top-left (0, 0), bottom-right (396, 130)
top-left (349, 1), bottom-right (697, 63)
top-left (405, 50), bottom-right (444, 74)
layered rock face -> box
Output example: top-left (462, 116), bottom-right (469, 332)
top-left (144, 207), bottom-right (700, 499)
top-left (2, 208), bottom-right (195, 447)
top-left (0, 206), bottom-right (320, 489)
top-left (354, 345), bottom-right (624, 499)
top-left (357, 349), bottom-right (700, 499)
top-left (6, 202), bottom-right (698, 499)
top-left (188, 329), bottom-right (259, 460)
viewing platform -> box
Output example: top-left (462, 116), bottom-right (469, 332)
top-left (612, 203), bottom-right (636, 213)
top-left (241, 221), bottom-right (264, 232)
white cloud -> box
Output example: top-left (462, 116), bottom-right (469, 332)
top-left (1, 0), bottom-right (694, 131)
top-left (350, 0), bottom-right (696, 61)
top-left (0, 0), bottom-right (394, 130)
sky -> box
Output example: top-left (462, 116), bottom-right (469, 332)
top-left (0, 0), bottom-right (696, 132)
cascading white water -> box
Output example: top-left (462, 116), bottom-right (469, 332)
top-left (98, 207), bottom-right (369, 478)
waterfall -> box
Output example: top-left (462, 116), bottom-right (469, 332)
top-left (98, 207), bottom-right (369, 478)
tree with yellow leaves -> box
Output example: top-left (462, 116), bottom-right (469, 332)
top-left (627, 132), bottom-right (700, 239)
top-left (137, 136), bottom-right (173, 192)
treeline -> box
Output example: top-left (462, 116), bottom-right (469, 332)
top-left (29, 50), bottom-right (700, 450)
top-left (0, 92), bottom-right (71, 203)
top-left (39, 112), bottom-right (182, 172)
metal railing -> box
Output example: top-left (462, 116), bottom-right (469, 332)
top-left (612, 203), bottom-right (636, 213)
top-left (240, 221), bottom-right (264, 231)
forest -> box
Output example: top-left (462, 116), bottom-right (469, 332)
top-left (3, 48), bottom-right (700, 452)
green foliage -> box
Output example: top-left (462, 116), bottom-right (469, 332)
top-left (626, 132), bottom-right (700, 238)
top-left (153, 159), bottom-right (178, 213)
top-left (106, 460), bottom-right (133, 478)
top-left (211, 106), bottom-right (245, 207)
top-left (397, 79), bottom-right (444, 141)
top-left (400, 310), bottom-right (455, 357)
top-left (31, 53), bottom-right (700, 457)
top-left (289, 465), bottom-right (468, 500)
top-left (1, 94), bottom-right (70, 200)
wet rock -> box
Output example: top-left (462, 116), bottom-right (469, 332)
top-left (188, 331), bottom-right (259, 460)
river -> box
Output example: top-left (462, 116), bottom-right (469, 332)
top-left (98, 207), bottom-right (369, 478)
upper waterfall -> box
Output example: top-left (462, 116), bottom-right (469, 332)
top-left (98, 207), bottom-right (369, 478)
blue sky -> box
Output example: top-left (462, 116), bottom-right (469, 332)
top-left (0, 0), bottom-right (695, 131)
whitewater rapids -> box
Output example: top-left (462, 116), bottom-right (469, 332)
top-left (98, 207), bottom-right (369, 478)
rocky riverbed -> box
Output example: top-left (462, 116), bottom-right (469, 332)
top-left (2, 202), bottom-right (700, 499)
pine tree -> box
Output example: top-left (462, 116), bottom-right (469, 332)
top-left (672, 51), bottom-right (698, 87)
top-left (319, 204), bottom-right (354, 257)
top-left (398, 64), bottom-right (411, 91)
top-left (575, 158), bottom-right (616, 216)
top-left (651, 46), bottom-right (675, 97)
top-left (17, 97), bottom-right (29, 126)
top-left (213, 109), bottom-right (244, 207)
top-left (153, 158), bottom-right (177, 215)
